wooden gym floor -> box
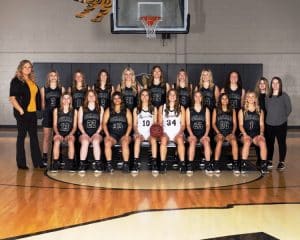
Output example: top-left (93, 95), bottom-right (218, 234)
top-left (0, 129), bottom-right (300, 239)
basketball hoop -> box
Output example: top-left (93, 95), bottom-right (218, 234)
top-left (140, 16), bottom-right (161, 39)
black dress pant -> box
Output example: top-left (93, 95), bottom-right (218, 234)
top-left (15, 112), bottom-right (42, 168)
top-left (266, 122), bottom-right (288, 162)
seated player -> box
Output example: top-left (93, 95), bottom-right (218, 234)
top-left (52, 93), bottom-right (77, 172)
top-left (103, 91), bottom-right (132, 173)
top-left (238, 91), bottom-right (268, 173)
top-left (186, 90), bottom-right (212, 173)
top-left (133, 89), bottom-right (158, 173)
top-left (158, 89), bottom-right (186, 173)
top-left (77, 90), bottom-right (104, 173)
top-left (212, 93), bottom-right (239, 174)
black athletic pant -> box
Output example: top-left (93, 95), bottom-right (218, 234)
top-left (15, 112), bottom-right (42, 168)
top-left (266, 122), bottom-right (287, 162)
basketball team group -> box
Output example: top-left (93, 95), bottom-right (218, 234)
top-left (9, 60), bottom-right (292, 175)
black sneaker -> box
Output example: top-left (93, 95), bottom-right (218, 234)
top-left (106, 161), bottom-right (114, 173)
top-left (199, 158), bottom-right (206, 169)
top-left (205, 162), bottom-right (213, 174)
top-left (186, 162), bottom-right (193, 174)
top-left (213, 161), bottom-right (221, 174)
top-left (267, 161), bottom-right (273, 170)
top-left (67, 159), bottom-right (76, 172)
top-left (78, 161), bottom-right (86, 173)
top-left (91, 161), bottom-right (97, 172)
top-left (261, 161), bottom-right (269, 174)
top-left (131, 160), bottom-right (139, 174)
top-left (95, 161), bottom-right (103, 173)
top-left (233, 161), bottom-right (240, 174)
top-left (42, 156), bottom-right (48, 167)
top-left (151, 159), bottom-right (159, 173)
top-left (179, 161), bottom-right (186, 174)
top-left (240, 161), bottom-right (247, 174)
top-left (277, 162), bottom-right (286, 171)
top-left (122, 162), bottom-right (130, 173)
top-left (51, 160), bottom-right (60, 173)
top-left (159, 161), bottom-right (167, 174)
top-left (59, 160), bottom-right (66, 170)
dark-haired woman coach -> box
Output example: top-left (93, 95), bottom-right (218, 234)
top-left (9, 59), bottom-right (45, 169)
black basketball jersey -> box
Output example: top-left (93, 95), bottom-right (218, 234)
top-left (258, 93), bottom-right (266, 114)
top-left (177, 87), bottom-right (191, 109)
top-left (57, 110), bottom-right (74, 137)
top-left (121, 87), bottom-right (137, 111)
top-left (227, 88), bottom-right (242, 110)
top-left (150, 84), bottom-right (166, 108)
top-left (44, 87), bottom-right (61, 111)
top-left (200, 86), bottom-right (215, 111)
top-left (216, 110), bottom-right (233, 137)
top-left (72, 88), bottom-right (86, 110)
top-left (95, 86), bottom-right (111, 110)
top-left (243, 110), bottom-right (260, 138)
top-left (189, 107), bottom-right (206, 138)
top-left (82, 108), bottom-right (100, 137)
top-left (108, 110), bottom-right (128, 137)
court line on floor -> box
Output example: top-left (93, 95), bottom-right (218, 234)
top-left (2, 202), bottom-right (300, 240)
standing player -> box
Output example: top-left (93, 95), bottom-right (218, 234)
top-left (52, 93), bottom-right (77, 172)
top-left (70, 70), bottom-right (88, 110)
top-left (212, 93), bottom-right (239, 173)
top-left (221, 71), bottom-right (245, 111)
top-left (77, 90), bottom-right (104, 173)
top-left (103, 91), bottom-right (132, 172)
top-left (148, 66), bottom-right (170, 108)
top-left (174, 69), bottom-right (192, 109)
top-left (186, 90), bottom-right (211, 173)
top-left (133, 89), bottom-right (158, 173)
top-left (40, 70), bottom-right (64, 166)
top-left (197, 68), bottom-right (220, 112)
top-left (117, 67), bottom-right (139, 111)
top-left (159, 89), bottom-right (186, 173)
top-left (94, 69), bottom-right (114, 110)
top-left (238, 91), bottom-right (268, 173)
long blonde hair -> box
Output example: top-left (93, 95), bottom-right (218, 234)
top-left (59, 92), bottom-right (73, 112)
top-left (254, 77), bottom-right (269, 96)
top-left (120, 67), bottom-right (137, 94)
top-left (199, 68), bottom-right (214, 90)
top-left (243, 91), bottom-right (260, 115)
top-left (15, 59), bottom-right (35, 81)
top-left (176, 69), bottom-right (189, 88)
top-left (45, 70), bottom-right (61, 88)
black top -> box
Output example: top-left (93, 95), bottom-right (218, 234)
top-left (82, 108), bottom-right (100, 137)
top-left (200, 86), bottom-right (215, 111)
top-left (227, 88), bottom-right (242, 110)
top-left (150, 84), bottom-right (166, 108)
top-left (72, 88), bottom-right (86, 110)
top-left (44, 87), bottom-right (61, 111)
top-left (177, 87), bottom-right (191, 109)
top-left (216, 110), bottom-right (233, 137)
top-left (108, 110), bottom-right (128, 137)
top-left (95, 86), bottom-right (111, 110)
top-left (121, 87), bottom-right (137, 111)
top-left (258, 93), bottom-right (266, 114)
top-left (243, 110), bottom-right (260, 138)
top-left (9, 77), bottom-right (41, 117)
top-left (57, 110), bottom-right (74, 137)
top-left (189, 107), bottom-right (206, 138)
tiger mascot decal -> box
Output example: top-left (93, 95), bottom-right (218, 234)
top-left (74, 0), bottom-right (112, 22)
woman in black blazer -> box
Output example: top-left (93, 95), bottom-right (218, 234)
top-left (9, 59), bottom-right (45, 169)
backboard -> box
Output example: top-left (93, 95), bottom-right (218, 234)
top-left (111, 0), bottom-right (189, 34)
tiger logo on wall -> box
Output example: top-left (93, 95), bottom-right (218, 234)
top-left (74, 0), bottom-right (112, 22)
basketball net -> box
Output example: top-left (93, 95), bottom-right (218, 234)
top-left (140, 16), bottom-right (161, 39)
